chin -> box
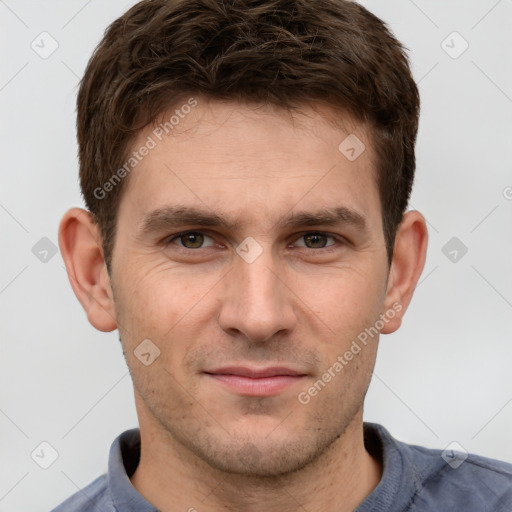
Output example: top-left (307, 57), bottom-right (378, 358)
top-left (199, 441), bottom-right (315, 477)
top-left (182, 424), bottom-right (343, 478)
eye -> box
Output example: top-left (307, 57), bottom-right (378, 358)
top-left (162, 230), bottom-right (343, 253)
top-left (166, 231), bottom-right (216, 249)
top-left (293, 232), bottom-right (339, 250)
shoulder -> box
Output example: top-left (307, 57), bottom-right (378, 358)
top-left (400, 438), bottom-right (512, 510)
top-left (49, 428), bottom-right (142, 512)
top-left (50, 474), bottom-right (114, 512)
top-left (365, 423), bottom-right (512, 511)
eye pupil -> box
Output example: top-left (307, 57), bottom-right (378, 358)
top-left (182, 232), bottom-right (203, 248)
top-left (305, 233), bottom-right (327, 248)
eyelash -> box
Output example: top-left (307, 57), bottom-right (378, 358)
top-left (162, 230), bottom-right (345, 253)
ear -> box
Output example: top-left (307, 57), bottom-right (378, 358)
top-left (58, 207), bottom-right (117, 332)
top-left (380, 210), bottom-right (428, 334)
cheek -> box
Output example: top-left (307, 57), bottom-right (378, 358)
top-left (114, 262), bottom-right (223, 356)
top-left (294, 264), bottom-right (385, 341)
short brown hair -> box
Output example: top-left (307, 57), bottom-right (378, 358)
top-left (77, 0), bottom-right (420, 271)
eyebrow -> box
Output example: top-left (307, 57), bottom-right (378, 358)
top-left (137, 204), bottom-right (367, 239)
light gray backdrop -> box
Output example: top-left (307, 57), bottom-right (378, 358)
top-left (1, 0), bottom-right (511, 510)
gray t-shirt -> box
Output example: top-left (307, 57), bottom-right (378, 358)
top-left (50, 422), bottom-right (512, 511)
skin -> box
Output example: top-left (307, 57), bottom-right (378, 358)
top-left (59, 96), bottom-right (428, 512)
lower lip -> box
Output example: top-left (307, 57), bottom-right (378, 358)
top-left (205, 374), bottom-right (306, 396)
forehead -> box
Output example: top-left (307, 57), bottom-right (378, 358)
top-left (117, 97), bottom-right (382, 234)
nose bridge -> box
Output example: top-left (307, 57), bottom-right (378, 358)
top-left (241, 253), bottom-right (280, 307)
top-left (218, 240), bottom-right (296, 342)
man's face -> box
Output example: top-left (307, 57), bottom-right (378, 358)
top-left (110, 97), bottom-right (393, 476)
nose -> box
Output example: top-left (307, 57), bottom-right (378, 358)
top-left (217, 248), bottom-right (297, 343)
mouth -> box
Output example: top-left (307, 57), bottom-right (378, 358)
top-left (202, 366), bottom-right (309, 397)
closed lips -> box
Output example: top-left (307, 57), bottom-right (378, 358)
top-left (203, 366), bottom-right (308, 378)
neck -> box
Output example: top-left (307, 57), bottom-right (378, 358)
top-left (130, 406), bottom-right (382, 512)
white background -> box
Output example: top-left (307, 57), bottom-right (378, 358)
top-left (1, 0), bottom-right (511, 510)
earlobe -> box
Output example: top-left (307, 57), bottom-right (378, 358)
top-left (380, 210), bottom-right (428, 334)
top-left (58, 207), bottom-right (118, 332)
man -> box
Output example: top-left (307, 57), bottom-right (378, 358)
top-left (53, 0), bottom-right (512, 510)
